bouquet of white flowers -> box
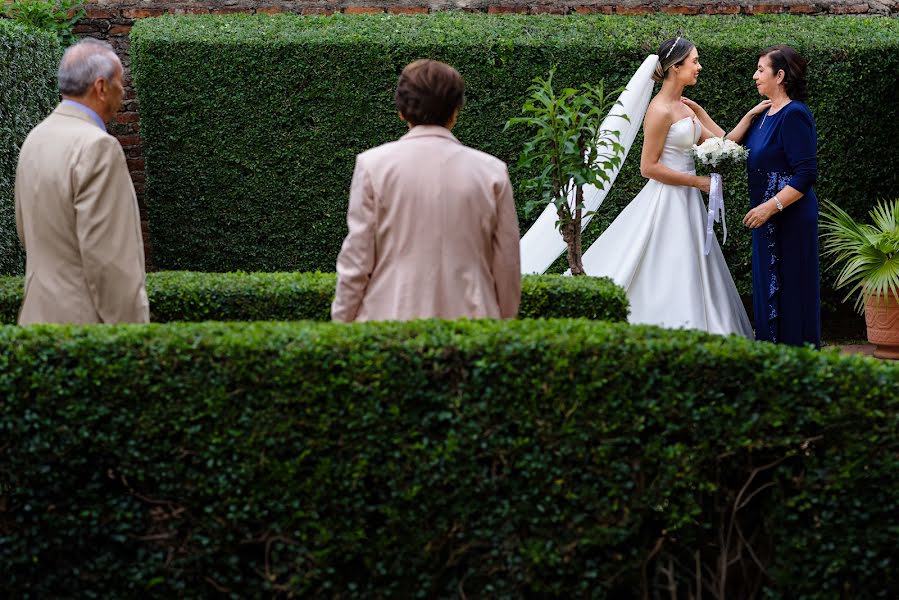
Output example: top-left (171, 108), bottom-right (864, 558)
top-left (691, 137), bottom-right (750, 255)
top-left (692, 137), bottom-right (749, 169)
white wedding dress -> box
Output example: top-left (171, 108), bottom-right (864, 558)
top-left (579, 116), bottom-right (752, 336)
top-left (518, 54), bottom-right (751, 337)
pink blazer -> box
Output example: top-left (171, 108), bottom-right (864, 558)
top-left (332, 126), bottom-right (521, 322)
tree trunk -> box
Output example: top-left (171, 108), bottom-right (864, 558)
top-left (565, 186), bottom-right (585, 276)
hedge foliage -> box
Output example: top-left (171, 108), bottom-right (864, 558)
top-left (0, 20), bottom-right (59, 275)
top-left (130, 14), bottom-right (899, 294)
top-left (0, 271), bottom-right (629, 323)
top-left (1, 319), bottom-right (897, 598)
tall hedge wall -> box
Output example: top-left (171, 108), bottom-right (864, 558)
top-left (1, 319), bottom-right (897, 597)
top-left (0, 271), bottom-right (629, 323)
top-left (131, 14), bottom-right (899, 294)
top-left (0, 21), bottom-right (60, 276)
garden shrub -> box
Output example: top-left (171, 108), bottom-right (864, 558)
top-left (0, 271), bottom-right (630, 323)
top-left (130, 13), bottom-right (899, 295)
top-left (0, 319), bottom-right (896, 597)
top-left (0, 20), bottom-right (59, 275)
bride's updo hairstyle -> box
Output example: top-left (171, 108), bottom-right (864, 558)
top-left (652, 36), bottom-right (696, 82)
top-left (759, 45), bottom-right (809, 101)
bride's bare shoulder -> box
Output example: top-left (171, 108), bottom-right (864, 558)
top-left (643, 100), bottom-right (674, 129)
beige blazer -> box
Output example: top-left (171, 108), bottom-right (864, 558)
top-left (332, 126), bottom-right (521, 322)
top-left (15, 103), bottom-right (149, 324)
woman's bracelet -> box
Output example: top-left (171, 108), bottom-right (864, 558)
top-left (771, 195), bottom-right (784, 211)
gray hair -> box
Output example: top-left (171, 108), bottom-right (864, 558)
top-left (58, 38), bottom-right (120, 96)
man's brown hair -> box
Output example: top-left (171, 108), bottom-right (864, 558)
top-left (394, 59), bottom-right (465, 127)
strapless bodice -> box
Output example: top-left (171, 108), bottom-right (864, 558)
top-left (658, 116), bottom-right (700, 174)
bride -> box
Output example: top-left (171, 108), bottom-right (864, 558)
top-left (521, 38), bottom-right (752, 337)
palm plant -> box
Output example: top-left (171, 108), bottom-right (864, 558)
top-left (820, 198), bottom-right (899, 313)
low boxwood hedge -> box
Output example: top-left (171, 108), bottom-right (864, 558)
top-left (1, 319), bottom-right (896, 597)
top-left (0, 20), bottom-right (60, 276)
top-left (130, 13), bottom-right (899, 294)
top-left (0, 271), bottom-right (629, 323)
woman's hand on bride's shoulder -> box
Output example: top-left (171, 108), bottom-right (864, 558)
top-left (746, 99), bottom-right (772, 118)
top-left (681, 97), bottom-right (702, 112)
top-left (694, 175), bottom-right (712, 194)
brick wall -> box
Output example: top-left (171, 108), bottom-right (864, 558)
top-left (73, 0), bottom-right (897, 266)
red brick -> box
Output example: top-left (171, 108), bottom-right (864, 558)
top-left (130, 172), bottom-right (146, 184)
top-left (388, 6), bottom-right (428, 13)
top-left (122, 8), bottom-right (166, 18)
top-left (831, 2), bottom-right (868, 13)
top-left (616, 6), bottom-right (654, 14)
top-left (124, 146), bottom-right (143, 159)
top-left (662, 5), bottom-right (700, 14)
top-left (126, 158), bottom-right (145, 171)
top-left (703, 4), bottom-right (741, 13)
top-left (575, 5), bottom-right (614, 13)
top-left (531, 6), bottom-right (568, 14)
top-left (117, 134), bottom-right (142, 147)
top-left (108, 25), bottom-right (132, 35)
top-left (171, 7), bottom-right (210, 14)
top-left (256, 7), bottom-right (286, 14)
top-left (211, 7), bottom-right (249, 14)
top-left (343, 6), bottom-right (385, 13)
top-left (788, 4), bottom-right (818, 13)
top-left (116, 111), bottom-right (140, 124)
top-left (487, 6), bottom-right (528, 13)
top-left (743, 4), bottom-right (785, 13)
top-left (132, 181), bottom-right (145, 195)
top-left (302, 7), bottom-right (335, 14)
top-left (73, 24), bottom-right (99, 34)
top-left (84, 7), bottom-right (117, 18)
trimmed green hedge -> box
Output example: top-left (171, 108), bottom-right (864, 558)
top-left (131, 14), bottom-right (899, 294)
top-left (1, 319), bottom-right (896, 597)
top-left (0, 271), bottom-right (629, 323)
top-left (0, 20), bottom-right (60, 275)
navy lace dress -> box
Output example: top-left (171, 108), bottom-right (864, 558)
top-left (745, 101), bottom-right (820, 348)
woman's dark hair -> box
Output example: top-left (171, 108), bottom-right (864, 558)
top-left (653, 36), bottom-right (696, 82)
top-left (759, 45), bottom-right (809, 101)
top-left (394, 59), bottom-right (466, 127)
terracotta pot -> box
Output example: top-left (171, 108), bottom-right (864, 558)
top-left (865, 293), bottom-right (899, 360)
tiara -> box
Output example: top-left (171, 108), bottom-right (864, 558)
top-left (664, 36), bottom-right (682, 60)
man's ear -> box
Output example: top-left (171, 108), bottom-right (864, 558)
top-left (93, 77), bottom-right (107, 98)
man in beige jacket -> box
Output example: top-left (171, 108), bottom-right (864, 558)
top-left (332, 60), bottom-right (521, 322)
top-left (15, 38), bottom-right (149, 325)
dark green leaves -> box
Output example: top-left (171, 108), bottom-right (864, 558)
top-left (1, 319), bottom-right (897, 597)
top-left (0, 271), bottom-right (630, 324)
top-left (129, 13), bottom-right (899, 294)
top-left (0, 0), bottom-right (85, 45)
top-left (0, 21), bottom-right (59, 276)
top-left (507, 70), bottom-right (626, 220)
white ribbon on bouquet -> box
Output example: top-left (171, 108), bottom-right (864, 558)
top-left (704, 172), bottom-right (727, 256)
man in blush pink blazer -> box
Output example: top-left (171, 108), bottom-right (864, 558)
top-left (331, 59), bottom-right (521, 323)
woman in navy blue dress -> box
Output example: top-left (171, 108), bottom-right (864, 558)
top-left (727, 45), bottom-right (821, 347)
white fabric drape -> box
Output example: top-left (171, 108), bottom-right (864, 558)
top-left (519, 55), bottom-right (660, 275)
